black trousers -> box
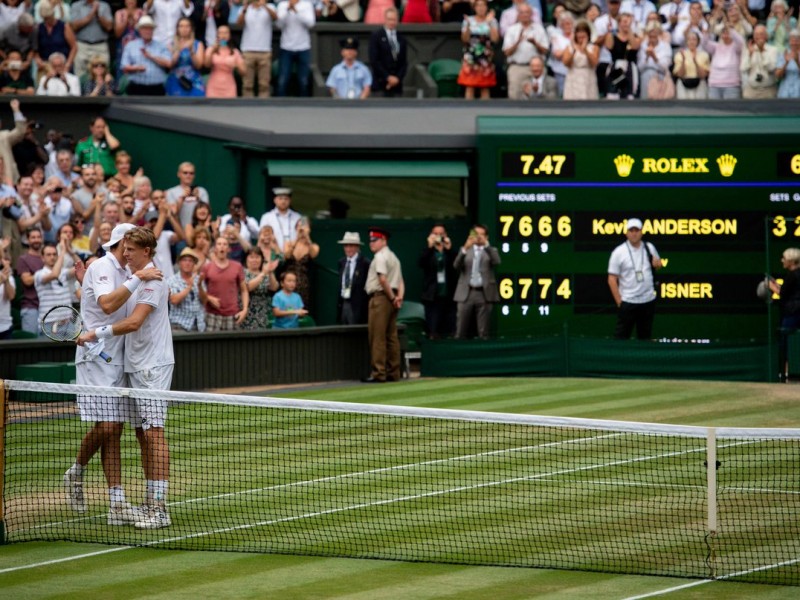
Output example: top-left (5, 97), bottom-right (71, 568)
top-left (614, 300), bottom-right (656, 340)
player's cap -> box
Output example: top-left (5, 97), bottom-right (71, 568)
top-left (369, 227), bottom-right (390, 241)
top-left (136, 15), bottom-right (155, 30)
top-left (272, 187), bottom-right (292, 197)
top-left (626, 218), bottom-right (643, 231)
top-left (102, 223), bottom-right (136, 251)
top-left (337, 231), bottom-right (363, 245)
top-left (178, 247), bottom-right (199, 262)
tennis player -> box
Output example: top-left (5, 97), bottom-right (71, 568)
top-left (79, 227), bottom-right (174, 529)
top-left (65, 223), bottom-right (163, 525)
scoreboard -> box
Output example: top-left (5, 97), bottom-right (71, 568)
top-left (476, 115), bottom-right (800, 341)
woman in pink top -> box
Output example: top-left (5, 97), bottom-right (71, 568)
top-left (204, 25), bottom-right (245, 98)
top-left (703, 26), bottom-right (744, 99)
top-left (364, 0), bottom-right (395, 24)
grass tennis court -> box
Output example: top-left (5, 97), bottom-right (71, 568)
top-left (2, 377), bottom-right (800, 599)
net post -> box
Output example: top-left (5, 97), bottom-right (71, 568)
top-left (706, 427), bottom-right (717, 578)
top-left (0, 379), bottom-right (6, 544)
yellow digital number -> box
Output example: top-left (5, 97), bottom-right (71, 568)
top-left (519, 215), bottom-right (533, 237)
top-left (792, 154), bottom-right (800, 175)
top-left (773, 216), bottom-right (787, 237)
top-left (539, 155), bottom-right (554, 175)
top-left (500, 278), bottom-right (514, 300)
top-left (520, 154), bottom-right (535, 175)
top-left (552, 155), bottom-right (567, 175)
top-left (556, 278), bottom-right (572, 299)
top-left (519, 278), bottom-right (533, 300)
top-left (499, 215), bottom-right (514, 237)
top-left (538, 278), bottom-right (552, 300)
top-left (795, 216), bottom-right (800, 237)
top-left (557, 216), bottom-right (571, 237)
top-left (539, 215), bottom-right (552, 237)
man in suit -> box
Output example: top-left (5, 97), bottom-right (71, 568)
top-left (337, 231), bottom-right (370, 325)
top-left (453, 224), bottom-right (500, 340)
top-left (418, 224), bottom-right (458, 339)
top-left (522, 56), bottom-right (558, 100)
top-left (369, 7), bottom-right (407, 98)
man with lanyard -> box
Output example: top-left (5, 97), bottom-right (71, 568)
top-left (259, 187), bottom-right (301, 251)
top-left (607, 217), bottom-right (662, 340)
top-left (65, 223), bottom-right (163, 523)
top-left (363, 226), bottom-right (404, 383)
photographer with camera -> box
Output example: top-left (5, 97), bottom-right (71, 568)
top-left (219, 195), bottom-right (259, 246)
top-left (453, 224), bottom-right (500, 340)
top-left (419, 224), bottom-right (457, 339)
top-left (36, 52), bottom-right (81, 96)
top-left (741, 24), bottom-right (779, 98)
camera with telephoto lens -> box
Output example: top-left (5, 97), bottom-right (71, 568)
top-left (755, 73), bottom-right (764, 83)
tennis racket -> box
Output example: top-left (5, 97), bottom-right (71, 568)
top-left (40, 305), bottom-right (113, 363)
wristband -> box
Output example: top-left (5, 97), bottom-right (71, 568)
top-left (123, 275), bottom-right (141, 294)
top-left (96, 325), bottom-right (114, 340)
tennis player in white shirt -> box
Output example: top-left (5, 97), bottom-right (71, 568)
top-left (79, 226), bottom-right (175, 529)
top-left (65, 223), bottom-right (163, 525)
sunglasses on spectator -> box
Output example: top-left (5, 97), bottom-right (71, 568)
top-left (181, 170), bottom-right (195, 175)
top-left (231, 203), bottom-right (243, 208)
top-left (72, 218), bottom-right (84, 224)
top-left (81, 163), bottom-right (95, 169)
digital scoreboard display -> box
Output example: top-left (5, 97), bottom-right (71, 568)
top-left (477, 117), bottom-right (800, 341)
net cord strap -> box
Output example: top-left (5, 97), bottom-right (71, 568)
top-left (3, 379), bottom-right (800, 441)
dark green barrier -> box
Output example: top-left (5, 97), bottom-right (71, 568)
top-left (421, 335), bottom-right (771, 382)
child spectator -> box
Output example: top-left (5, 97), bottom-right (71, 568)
top-left (271, 270), bottom-right (307, 328)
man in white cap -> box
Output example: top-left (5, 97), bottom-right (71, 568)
top-left (259, 187), bottom-right (302, 251)
top-left (607, 217), bottom-right (662, 340)
top-left (337, 231), bottom-right (370, 325)
top-left (64, 222), bottom-right (163, 524)
top-left (119, 15), bottom-right (171, 96)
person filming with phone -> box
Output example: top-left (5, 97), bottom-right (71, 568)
top-left (453, 224), bottom-right (500, 340)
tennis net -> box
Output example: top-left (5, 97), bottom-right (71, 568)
top-left (2, 378), bottom-right (799, 585)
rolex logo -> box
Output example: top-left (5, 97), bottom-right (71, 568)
top-left (614, 154), bottom-right (635, 178)
top-left (716, 154), bottom-right (737, 178)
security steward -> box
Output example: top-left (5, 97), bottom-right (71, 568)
top-left (363, 227), bottom-right (405, 383)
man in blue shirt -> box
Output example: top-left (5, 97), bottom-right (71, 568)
top-left (120, 15), bottom-right (171, 96)
top-left (326, 37), bottom-right (372, 99)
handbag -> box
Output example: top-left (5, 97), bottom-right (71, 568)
top-left (678, 51), bottom-right (701, 90)
top-left (178, 75), bottom-right (193, 91)
top-left (647, 73), bottom-right (675, 99)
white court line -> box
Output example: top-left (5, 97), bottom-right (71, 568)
top-left (2, 438), bottom-right (775, 580)
top-left (20, 431), bottom-right (625, 533)
top-left (621, 557), bottom-right (800, 599)
top-left (0, 546), bottom-right (130, 574)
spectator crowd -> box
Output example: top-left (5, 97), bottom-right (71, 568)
top-left (0, 105), bottom-right (328, 337)
top-left (0, 0), bottom-right (791, 98)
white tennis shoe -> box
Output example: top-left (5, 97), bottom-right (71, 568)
top-left (108, 502), bottom-right (147, 526)
top-left (63, 467), bottom-right (86, 513)
top-left (134, 503), bottom-right (172, 529)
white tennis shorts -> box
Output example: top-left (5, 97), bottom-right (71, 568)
top-left (76, 361), bottom-right (134, 423)
top-left (128, 364), bottom-right (174, 430)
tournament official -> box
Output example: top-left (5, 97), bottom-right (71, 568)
top-left (607, 217), bottom-right (662, 340)
top-left (363, 227), bottom-right (404, 383)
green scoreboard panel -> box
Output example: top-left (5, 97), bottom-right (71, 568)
top-left (476, 116), bottom-right (800, 341)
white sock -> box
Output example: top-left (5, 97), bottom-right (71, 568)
top-left (146, 480), bottom-right (156, 503)
top-left (109, 486), bottom-right (125, 505)
top-left (70, 462), bottom-right (85, 477)
top-left (153, 480), bottom-right (168, 505)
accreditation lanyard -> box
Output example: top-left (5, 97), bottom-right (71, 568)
top-left (626, 241), bottom-right (647, 283)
